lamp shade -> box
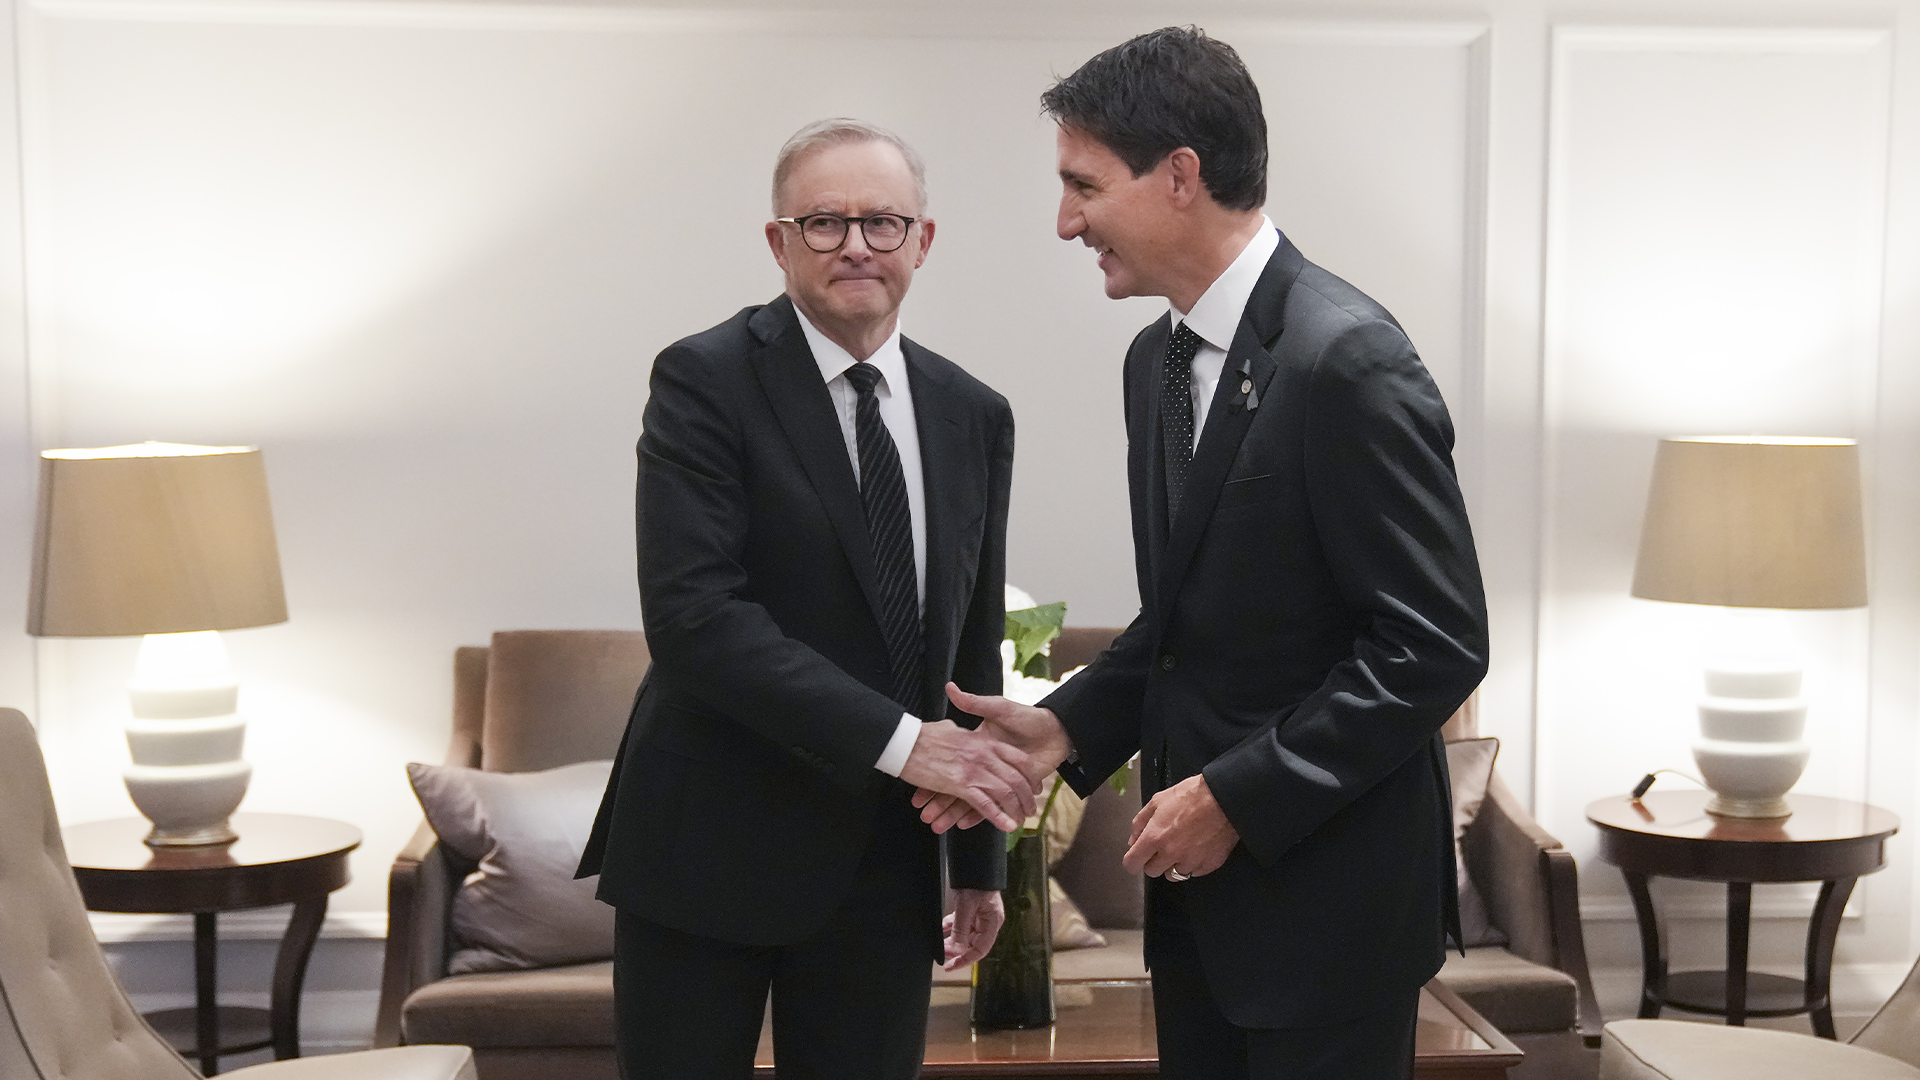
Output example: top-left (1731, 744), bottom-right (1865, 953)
top-left (1631, 436), bottom-right (1867, 609)
top-left (28, 443), bottom-right (288, 637)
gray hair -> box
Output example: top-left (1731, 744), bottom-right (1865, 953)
top-left (771, 118), bottom-right (928, 215)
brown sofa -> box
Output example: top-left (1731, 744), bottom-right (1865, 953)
top-left (376, 629), bottom-right (1597, 1079)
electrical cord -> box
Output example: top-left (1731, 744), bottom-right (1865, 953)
top-left (1631, 769), bottom-right (1707, 799)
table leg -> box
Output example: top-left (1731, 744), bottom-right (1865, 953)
top-left (1624, 871), bottom-right (1666, 1018)
top-left (194, 912), bottom-right (220, 1076)
top-left (1804, 877), bottom-right (1855, 1039)
top-left (1726, 882), bottom-right (1752, 1026)
top-left (270, 897), bottom-right (329, 1059)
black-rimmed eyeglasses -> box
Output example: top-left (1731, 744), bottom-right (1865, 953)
top-left (776, 213), bottom-right (917, 253)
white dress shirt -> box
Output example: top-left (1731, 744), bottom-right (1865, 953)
top-left (1171, 217), bottom-right (1280, 450)
top-left (792, 306), bottom-right (926, 777)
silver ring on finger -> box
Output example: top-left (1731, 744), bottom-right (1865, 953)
top-left (1165, 868), bottom-right (1192, 882)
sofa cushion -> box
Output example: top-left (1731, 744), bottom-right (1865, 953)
top-left (1052, 928), bottom-right (1147, 982)
top-left (403, 961), bottom-right (616, 1048)
top-left (1601, 1019), bottom-right (1920, 1080)
top-left (1050, 878), bottom-right (1107, 950)
top-left (407, 760), bottom-right (615, 973)
top-left (1437, 946), bottom-right (1577, 1034)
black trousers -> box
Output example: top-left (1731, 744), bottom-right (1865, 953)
top-left (1150, 886), bottom-right (1420, 1080)
top-left (612, 822), bottom-right (935, 1080)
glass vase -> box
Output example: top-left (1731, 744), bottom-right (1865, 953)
top-left (970, 831), bottom-right (1054, 1029)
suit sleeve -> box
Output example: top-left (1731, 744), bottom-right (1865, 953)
top-left (638, 342), bottom-right (905, 793)
top-left (1039, 614), bottom-right (1153, 797)
top-left (944, 400), bottom-right (1015, 891)
top-left (1202, 317), bottom-right (1488, 866)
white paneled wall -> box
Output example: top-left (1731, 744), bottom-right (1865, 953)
top-left (1, 0), bottom-right (1918, 1051)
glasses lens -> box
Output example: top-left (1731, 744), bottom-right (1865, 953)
top-left (801, 216), bottom-right (848, 252)
top-left (861, 215), bottom-right (909, 252)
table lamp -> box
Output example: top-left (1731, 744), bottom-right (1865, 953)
top-left (28, 442), bottom-right (288, 846)
top-left (1631, 436), bottom-right (1867, 819)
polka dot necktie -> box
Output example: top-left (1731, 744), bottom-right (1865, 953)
top-left (845, 362), bottom-right (925, 711)
top-left (1160, 322), bottom-right (1203, 525)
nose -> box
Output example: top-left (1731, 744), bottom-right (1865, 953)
top-left (1057, 196), bottom-right (1083, 242)
top-left (840, 220), bottom-right (874, 258)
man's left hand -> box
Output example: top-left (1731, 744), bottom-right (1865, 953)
top-left (943, 888), bottom-right (1006, 970)
top-left (1122, 774), bottom-right (1239, 880)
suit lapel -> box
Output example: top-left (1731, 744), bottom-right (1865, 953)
top-left (747, 297), bottom-right (887, 626)
top-left (1154, 242), bottom-right (1303, 612)
top-left (907, 339), bottom-right (967, 709)
top-left (1135, 316), bottom-right (1175, 574)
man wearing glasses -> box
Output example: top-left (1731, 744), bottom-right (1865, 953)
top-left (580, 118), bottom-right (1026, 1079)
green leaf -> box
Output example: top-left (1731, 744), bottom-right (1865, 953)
top-left (1108, 755), bottom-right (1136, 795)
top-left (1004, 602), bottom-right (1066, 679)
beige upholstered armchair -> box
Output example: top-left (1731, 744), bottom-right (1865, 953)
top-left (1440, 699), bottom-right (1604, 1079)
top-left (0, 707), bottom-right (475, 1080)
top-left (1602, 954), bottom-right (1920, 1078)
top-left (376, 631), bottom-right (647, 1080)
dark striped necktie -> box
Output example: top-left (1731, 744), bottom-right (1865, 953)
top-left (1161, 322), bottom-right (1203, 524)
top-left (844, 362), bottom-right (925, 711)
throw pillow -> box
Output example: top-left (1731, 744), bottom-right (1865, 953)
top-left (407, 759), bottom-right (615, 974)
top-left (1049, 878), bottom-right (1108, 949)
top-left (1445, 737), bottom-right (1507, 948)
top-left (1038, 784), bottom-right (1107, 949)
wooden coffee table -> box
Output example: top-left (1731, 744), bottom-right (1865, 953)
top-left (754, 978), bottom-right (1520, 1078)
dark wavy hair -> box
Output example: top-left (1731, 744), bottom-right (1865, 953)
top-left (1040, 26), bottom-right (1267, 212)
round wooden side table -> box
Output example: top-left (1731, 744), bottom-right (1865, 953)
top-left (63, 812), bottom-right (361, 1076)
top-left (1587, 791), bottom-right (1897, 1037)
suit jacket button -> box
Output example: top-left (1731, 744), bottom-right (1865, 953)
top-left (1159, 654), bottom-right (1177, 672)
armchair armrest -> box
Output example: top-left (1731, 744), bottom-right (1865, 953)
top-left (1464, 771), bottom-right (1602, 1045)
top-left (375, 821), bottom-right (464, 1048)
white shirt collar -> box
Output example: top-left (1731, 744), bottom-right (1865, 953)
top-left (793, 302), bottom-right (907, 390)
top-left (1172, 216), bottom-right (1280, 351)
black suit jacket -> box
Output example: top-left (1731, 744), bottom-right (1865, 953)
top-left (580, 295), bottom-right (1012, 955)
top-left (1042, 236), bottom-right (1488, 1028)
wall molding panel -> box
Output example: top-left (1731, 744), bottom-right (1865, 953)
top-left (1537, 16), bottom-right (1896, 881)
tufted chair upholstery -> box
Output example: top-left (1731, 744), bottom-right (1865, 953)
top-left (1602, 948), bottom-right (1920, 1079)
top-left (0, 707), bottom-right (477, 1080)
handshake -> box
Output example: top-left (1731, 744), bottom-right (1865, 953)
top-left (898, 683), bottom-right (1075, 834)
top-left (901, 684), bottom-right (1244, 884)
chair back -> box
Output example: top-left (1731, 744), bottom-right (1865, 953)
top-left (472, 630), bottom-right (650, 773)
top-left (0, 708), bottom-right (197, 1080)
top-left (1851, 952), bottom-right (1920, 1065)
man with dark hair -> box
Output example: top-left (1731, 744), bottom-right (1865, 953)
top-left (919, 27), bottom-right (1488, 1080)
top-left (582, 118), bottom-right (1031, 1079)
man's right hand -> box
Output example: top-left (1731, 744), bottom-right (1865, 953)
top-left (897, 720), bottom-right (1040, 834)
top-left (912, 683), bottom-right (1074, 832)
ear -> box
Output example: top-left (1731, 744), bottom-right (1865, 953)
top-left (1164, 147), bottom-right (1204, 210)
top-left (912, 217), bottom-right (936, 269)
top-left (765, 220), bottom-right (791, 272)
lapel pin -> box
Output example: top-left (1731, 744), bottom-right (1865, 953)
top-left (1240, 378), bottom-right (1253, 395)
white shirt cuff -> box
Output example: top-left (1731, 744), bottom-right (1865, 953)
top-left (873, 712), bottom-right (922, 777)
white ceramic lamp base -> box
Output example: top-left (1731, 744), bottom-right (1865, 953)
top-left (123, 631), bottom-right (251, 846)
top-left (1692, 618), bottom-right (1809, 820)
